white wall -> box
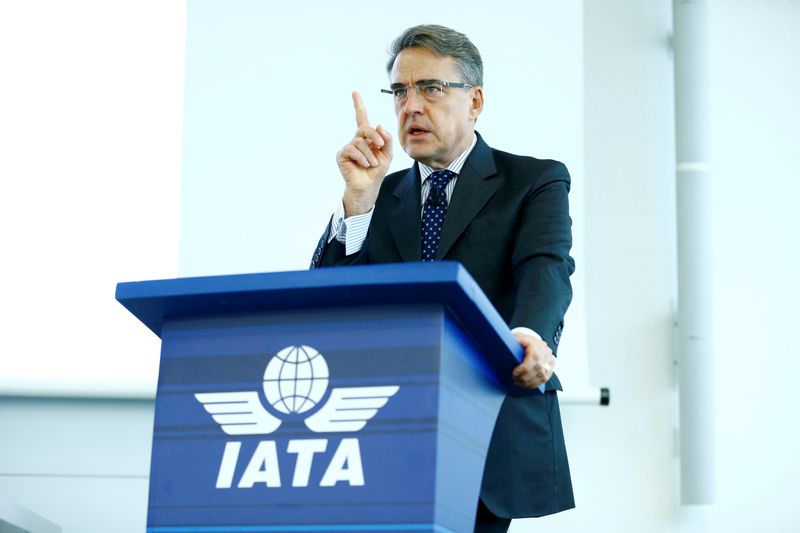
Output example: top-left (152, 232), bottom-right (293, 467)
top-left (0, 2), bottom-right (183, 532)
top-left (0, 0), bottom-right (185, 391)
top-left (526, 1), bottom-right (800, 532)
top-left (0, 398), bottom-right (154, 533)
top-left (178, 0), bottom-right (584, 277)
top-left (521, 1), bottom-right (680, 531)
top-left (705, 0), bottom-right (800, 530)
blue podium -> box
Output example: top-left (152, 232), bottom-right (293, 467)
top-left (116, 262), bottom-right (526, 533)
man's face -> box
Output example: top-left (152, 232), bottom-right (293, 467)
top-left (390, 47), bottom-right (483, 169)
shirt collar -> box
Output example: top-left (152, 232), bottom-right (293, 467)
top-left (418, 133), bottom-right (478, 182)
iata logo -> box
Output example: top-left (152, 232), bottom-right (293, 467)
top-left (195, 345), bottom-right (399, 490)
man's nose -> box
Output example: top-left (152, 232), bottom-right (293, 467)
top-left (402, 87), bottom-right (426, 114)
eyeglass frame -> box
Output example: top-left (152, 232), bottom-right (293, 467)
top-left (381, 79), bottom-right (475, 102)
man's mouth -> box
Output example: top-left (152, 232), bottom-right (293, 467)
top-left (407, 126), bottom-right (430, 137)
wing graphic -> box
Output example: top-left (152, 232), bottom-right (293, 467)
top-left (194, 391), bottom-right (281, 435)
top-left (304, 386), bottom-right (400, 433)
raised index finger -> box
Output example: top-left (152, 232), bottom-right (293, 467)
top-left (352, 91), bottom-right (370, 128)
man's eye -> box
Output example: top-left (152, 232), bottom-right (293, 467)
top-left (394, 88), bottom-right (408, 98)
top-left (423, 84), bottom-right (443, 96)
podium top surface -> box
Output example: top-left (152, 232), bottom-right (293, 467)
top-left (116, 261), bottom-right (523, 367)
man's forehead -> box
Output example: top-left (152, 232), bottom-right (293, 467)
top-left (389, 48), bottom-right (459, 83)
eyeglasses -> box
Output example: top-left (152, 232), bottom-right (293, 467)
top-left (381, 79), bottom-right (475, 103)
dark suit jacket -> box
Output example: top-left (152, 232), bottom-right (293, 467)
top-left (310, 132), bottom-right (575, 518)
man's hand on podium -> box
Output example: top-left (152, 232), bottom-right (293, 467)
top-left (511, 331), bottom-right (555, 389)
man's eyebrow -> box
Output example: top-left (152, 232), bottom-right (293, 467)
top-left (389, 79), bottom-right (442, 89)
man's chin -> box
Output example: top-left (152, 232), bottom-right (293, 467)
top-left (403, 145), bottom-right (437, 165)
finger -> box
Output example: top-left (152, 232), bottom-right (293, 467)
top-left (511, 364), bottom-right (540, 388)
top-left (352, 137), bottom-right (380, 167)
top-left (515, 347), bottom-right (552, 382)
top-left (538, 352), bottom-right (554, 380)
top-left (511, 365), bottom-right (527, 386)
top-left (520, 341), bottom-right (545, 366)
top-left (353, 91), bottom-right (370, 129)
top-left (376, 124), bottom-right (393, 156)
top-left (512, 364), bottom-right (528, 382)
top-left (338, 145), bottom-right (372, 168)
top-left (513, 361), bottom-right (548, 388)
top-left (536, 347), bottom-right (554, 375)
top-left (357, 125), bottom-right (384, 149)
top-left (512, 357), bottom-right (534, 379)
top-left (513, 331), bottom-right (538, 349)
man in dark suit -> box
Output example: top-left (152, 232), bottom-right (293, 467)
top-left (310, 24), bottom-right (575, 532)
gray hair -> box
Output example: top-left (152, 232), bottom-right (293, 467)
top-left (386, 25), bottom-right (483, 87)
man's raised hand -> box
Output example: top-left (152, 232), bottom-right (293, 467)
top-left (336, 91), bottom-right (393, 217)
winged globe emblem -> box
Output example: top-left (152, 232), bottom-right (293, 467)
top-left (195, 345), bottom-right (399, 434)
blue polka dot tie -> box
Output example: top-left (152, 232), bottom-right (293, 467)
top-left (421, 170), bottom-right (455, 262)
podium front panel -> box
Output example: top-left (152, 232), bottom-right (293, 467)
top-left (148, 305), bottom-right (455, 531)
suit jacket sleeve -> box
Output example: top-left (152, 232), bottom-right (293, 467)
top-left (310, 216), bottom-right (369, 268)
top-left (509, 161), bottom-right (575, 354)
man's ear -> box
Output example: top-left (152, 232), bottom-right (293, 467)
top-left (469, 86), bottom-right (484, 121)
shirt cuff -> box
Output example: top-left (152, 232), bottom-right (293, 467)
top-left (328, 201), bottom-right (373, 256)
top-left (511, 327), bottom-right (542, 341)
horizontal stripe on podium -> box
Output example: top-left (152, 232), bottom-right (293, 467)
top-left (146, 523), bottom-right (454, 532)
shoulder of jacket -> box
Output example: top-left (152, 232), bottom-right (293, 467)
top-left (490, 147), bottom-right (568, 175)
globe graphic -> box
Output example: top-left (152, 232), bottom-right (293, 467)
top-left (262, 345), bottom-right (329, 415)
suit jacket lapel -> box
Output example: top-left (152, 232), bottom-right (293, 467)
top-left (436, 134), bottom-right (499, 259)
top-left (387, 165), bottom-right (422, 262)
